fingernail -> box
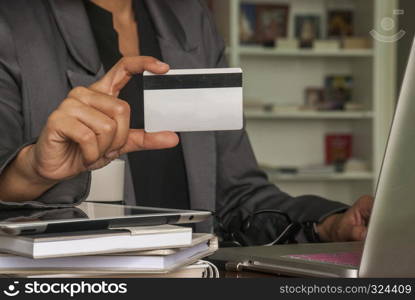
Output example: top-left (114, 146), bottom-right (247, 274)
top-left (105, 151), bottom-right (119, 160)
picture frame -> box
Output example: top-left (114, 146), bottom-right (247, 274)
top-left (295, 15), bottom-right (322, 48)
top-left (256, 5), bottom-right (289, 47)
top-left (324, 75), bottom-right (353, 110)
top-left (240, 4), bottom-right (257, 44)
top-left (304, 87), bottom-right (325, 110)
top-left (327, 10), bottom-right (354, 38)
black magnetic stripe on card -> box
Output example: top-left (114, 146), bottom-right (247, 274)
top-left (143, 73), bottom-right (242, 90)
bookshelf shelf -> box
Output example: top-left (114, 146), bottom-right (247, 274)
top-left (210, 0), bottom-right (398, 204)
top-left (237, 46), bottom-right (374, 58)
top-left (267, 171), bottom-right (374, 182)
top-left (245, 110), bottom-right (374, 120)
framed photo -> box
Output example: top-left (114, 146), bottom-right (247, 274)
top-left (240, 4), bottom-right (257, 44)
top-left (256, 5), bottom-right (289, 47)
top-left (304, 88), bottom-right (325, 110)
top-left (324, 75), bottom-right (353, 110)
top-left (295, 15), bottom-right (322, 48)
top-left (327, 10), bottom-right (354, 38)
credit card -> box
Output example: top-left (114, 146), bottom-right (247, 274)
top-left (143, 68), bottom-right (243, 132)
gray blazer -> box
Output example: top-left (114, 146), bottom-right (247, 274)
top-left (0, 0), bottom-right (347, 234)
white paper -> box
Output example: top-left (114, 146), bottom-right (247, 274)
top-left (86, 159), bottom-right (125, 202)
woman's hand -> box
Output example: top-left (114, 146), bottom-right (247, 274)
top-left (0, 56), bottom-right (178, 202)
top-left (316, 195), bottom-right (374, 242)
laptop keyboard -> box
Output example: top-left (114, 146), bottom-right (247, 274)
top-left (285, 252), bottom-right (362, 267)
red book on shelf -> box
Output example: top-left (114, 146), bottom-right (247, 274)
top-left (325, 134), bottom-right (352, 165)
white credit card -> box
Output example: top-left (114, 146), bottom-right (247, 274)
top-left (143, 68), bottom-right (243, 132)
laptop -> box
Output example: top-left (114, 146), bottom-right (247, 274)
top-left (210, 38), bottom-right (415, 278)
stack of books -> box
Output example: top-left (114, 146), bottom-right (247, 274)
top-left (0, 225), bottom-right (218, 278)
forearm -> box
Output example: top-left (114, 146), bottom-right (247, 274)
top-left (0, 145), bottom-right (57, 202)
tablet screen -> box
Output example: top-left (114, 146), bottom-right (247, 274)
top-left (0, 202), bottom-right (202, 224)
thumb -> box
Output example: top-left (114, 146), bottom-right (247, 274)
top-left (350, 225), bottom-right (368, 241)
top-left (119, 129), bottom-right (179, 154)
top-left (90, 56), bottom-right (170, 96)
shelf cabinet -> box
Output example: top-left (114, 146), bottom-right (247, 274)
top-left (210, 0), bottom-right (397, 204)
top-left (266, 171), bottom-right (374, 182)
top-left (245, 110), bottom-right (374, 120)
top-left (237, 46), bottom-right (374, 57)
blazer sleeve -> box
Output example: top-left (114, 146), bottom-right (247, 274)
top-left (199, 2), bottom-right (349, 241)
top-left (0, 14), bottom-right (90, 209)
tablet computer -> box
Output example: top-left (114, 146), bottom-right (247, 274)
top-left (0, 202), bottom-right (212, 235)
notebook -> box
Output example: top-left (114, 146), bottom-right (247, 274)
top-left (0, 234), bottom-right (217, 275)
top-left (0, 225), bottom-right (192, 259)
top-left (4, 262), bottom-right (217, 278)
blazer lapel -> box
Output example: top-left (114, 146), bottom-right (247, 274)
top-left (144, 0), bottom-right (191, 52)
top-left (48, 0), bottom-right (102, 75)
top-left (145, 0), bottom-right (201, 68)
top-left (146, 0), bottom-right (217, 218)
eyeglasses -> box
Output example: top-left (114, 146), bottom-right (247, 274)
top-left (214, 209), bottom-right (302, 247)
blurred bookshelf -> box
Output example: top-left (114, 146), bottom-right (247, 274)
top-left (209, 0), bottom-right (398, 204)
top-left (266, 171), bottom-right (374, 182)
top-left (236, 46), bottom-right (374, 57)
top-left (244, 109), bottom-right (374, 120)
